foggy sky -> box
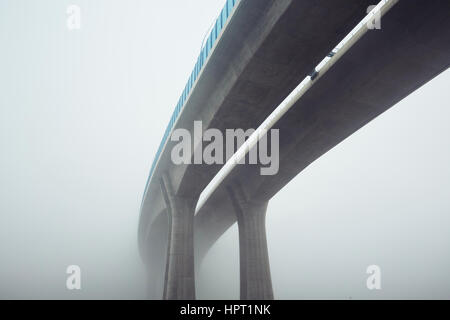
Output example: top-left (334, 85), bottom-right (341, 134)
top-left (1, 0), bottom-right (449, 299)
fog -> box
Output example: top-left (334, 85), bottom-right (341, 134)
top-left (0, 0), bottom-right (449, 299)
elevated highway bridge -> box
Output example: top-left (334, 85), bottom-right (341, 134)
top-left (138, 0), bottom-right (450, 299)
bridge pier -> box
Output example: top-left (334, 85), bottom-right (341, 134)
top-left (160, 174), bottom-right (197, 300)
top-left (146, 269), bottom-right (161, 299)
top-left (144, 209), bottom-right (170, 299)
top-left (228, 184), bottom-right (273, 300)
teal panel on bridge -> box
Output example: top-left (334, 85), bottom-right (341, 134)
top-left (143, 0), bottom-right (238, 196)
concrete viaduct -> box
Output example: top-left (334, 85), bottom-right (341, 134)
top-left (138, 0), bottom-right (450, 299)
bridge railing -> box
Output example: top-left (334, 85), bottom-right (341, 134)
top-left (144, 0), bottom-right (239, 197)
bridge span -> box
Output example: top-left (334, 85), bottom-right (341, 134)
top-left (139, 0), bottom-right (450, 299)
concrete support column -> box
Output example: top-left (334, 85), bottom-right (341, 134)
top-left (227, 184), bottom-right (273, 300)
top-left (144, 210), bottom-right (169, 299)
top-left (160, 174), bottom-right (197, 300)
top-left (146, 270), bottom-right (159, 300)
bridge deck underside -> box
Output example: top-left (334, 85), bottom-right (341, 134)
top-left (194, 0), bottom-right (450, 265)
